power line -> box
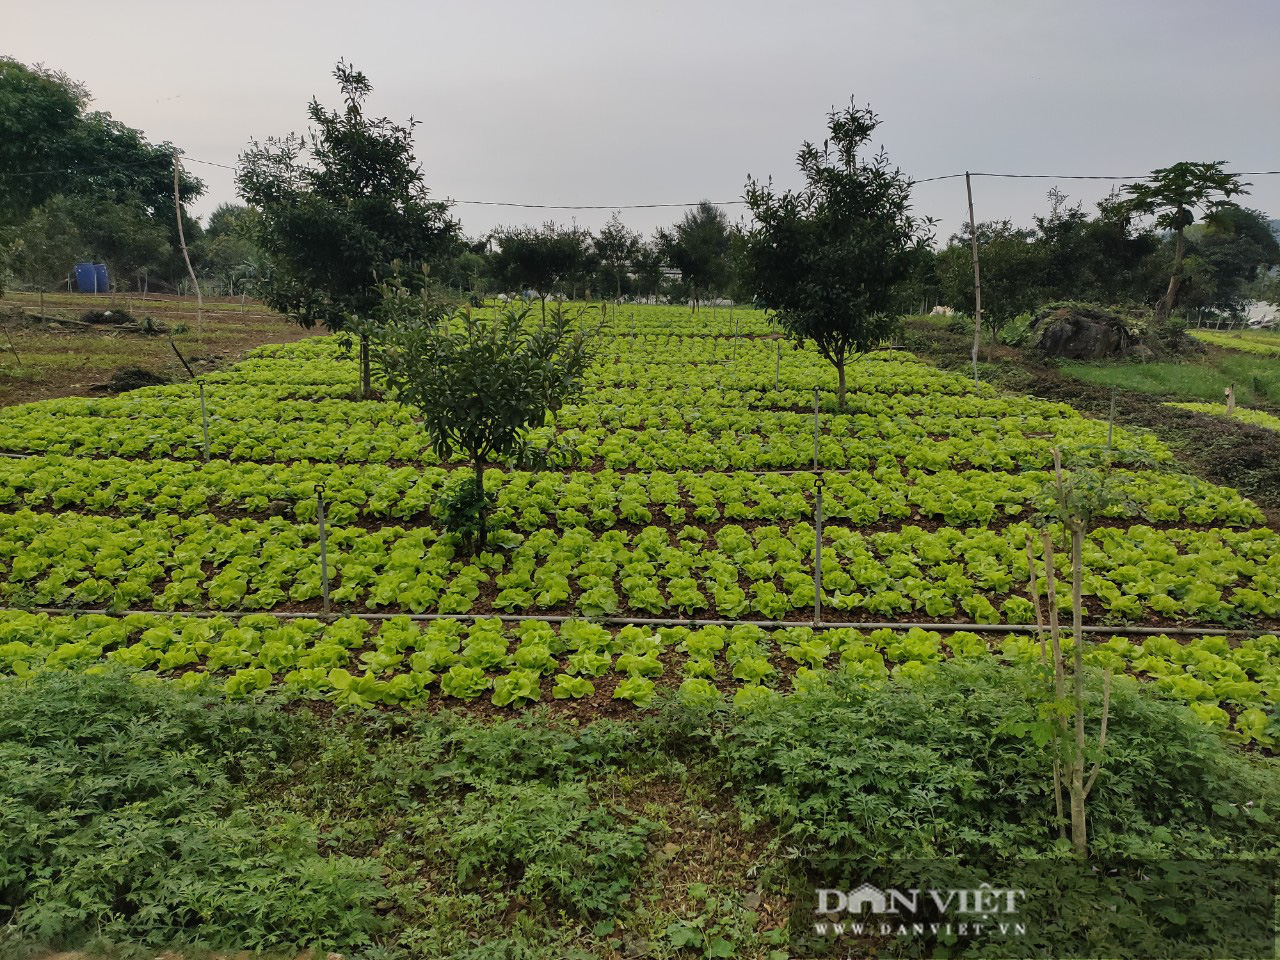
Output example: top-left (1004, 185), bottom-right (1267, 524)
top-left (0, 158), bottom-right (171, 178)
top-left (446, 198), bottom-right (748, 209)
top-left (182, 157), bottom-right (236, 171)
top-left (1, 154), bottom-right (1278, 209)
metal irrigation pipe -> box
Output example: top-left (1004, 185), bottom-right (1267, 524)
top-left (13, 606), bottom-right (1278, 637)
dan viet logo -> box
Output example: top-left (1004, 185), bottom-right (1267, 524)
top-left (813, 882), bottom-right (1029, 939)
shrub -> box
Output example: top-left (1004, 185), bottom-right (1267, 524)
top-left (0, 670), bottom-right (385, 954)
top-left (419, 780), bottom-right (656, 917)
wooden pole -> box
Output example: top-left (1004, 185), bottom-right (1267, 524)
top-left (173, 153), bottom-right (204, 338)
top-left (199, 382), bottom-right (211, 462)
top-left (316, 485), bottom-right (331, 616)
top-left (966, 172), bottom-right (983, 383)
top-left (813, 477), bottom-right (824, 626)
top-left (813, 387), bottom-right (820, 470)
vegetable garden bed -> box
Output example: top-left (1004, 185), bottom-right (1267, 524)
top-left (2, 303), bottom-right (1279, 745)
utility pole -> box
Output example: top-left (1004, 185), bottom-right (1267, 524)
top-left (173, 152), bottom-right (204, 337)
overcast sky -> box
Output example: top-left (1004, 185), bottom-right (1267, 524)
top-left (9, 0), bottom-right (1280, 241)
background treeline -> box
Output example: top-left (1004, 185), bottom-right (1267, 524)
top-left (924, 188), bottom-right (1280, 330)
top-left (2, 55), bottom-right (1277, 323)
top-left (0, 58), bottom-right (210, 297)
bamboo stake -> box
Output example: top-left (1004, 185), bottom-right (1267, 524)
top-left (1041, 529), bottom-right (1068, 841)
top-left (813, 387), bottom-right (820, 470)
top-left (1026, 534), bottom-right (1045, 659)
top-left (966, 172), bottom-right (983, 384)
top-left (316, 485), bottom-right (331, 616)
top-left (198, 382), bottom-right (211, 463)
top-left (813, 477), bottom-right (824, 626)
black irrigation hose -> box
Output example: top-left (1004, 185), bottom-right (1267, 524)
top-left (15, 606), bottom-right (1276, 637)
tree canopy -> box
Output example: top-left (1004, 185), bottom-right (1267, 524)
top-left (237, 61), bottom-right (460, 335)
top-left (491, 223), bottom-right (594, 315)
top-left (371, 289), bottom-right (594, 549)
top-left (937, 219), bottom-right (1045, 351)
top-left (1121, 161), bottom-right (1249, 325)
top-left (0, 57), bottom-right (205, 294)
top-left (658, 201), bottom-right (732, 310)
top-left (741, 100), bottom-right (927, 407)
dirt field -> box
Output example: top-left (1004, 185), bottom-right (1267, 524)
top-left (0, 291), bottom-right (318, 407)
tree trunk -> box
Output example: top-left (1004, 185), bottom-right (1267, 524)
top-left (474, 460), bottom-right (488, 551)
top-left (38, 288), bottom-right (44, 320)
top-left (540, 295), bottom-right (547, 322)
top-left (836, 359), bottom-right (847, 411)
top-left (1155, 227), bottom-right (1187, 327)
top-left (359, 333), bottom-right (372, 400)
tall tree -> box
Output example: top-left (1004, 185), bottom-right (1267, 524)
top-left (593, 212), bottom-right (640, 301)
top-left (0, 58), bottom-right (202, 290)
top-left (1180, 206), bottom-right (1280, 317)
top-left (659, 201), bottom-right (731, 311)
top-left (630, 239), bottom-right (666, 303)
top-left (237, 61), bottom-right (459, 396)
top-left (0, 59), bottom-right (84, 222)
top-left (1033, 189), bottom-right (1163, 306)
top-left (742, 100), bottom-right (926, 408)
top-left (74, 195), bottom-right (171, 290)
top-left (1121, 162), bottom-right (1248, 326)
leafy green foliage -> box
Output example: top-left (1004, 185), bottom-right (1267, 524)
top-left (0, 670), bottom-right (383, 954)
top-left (372, 298), bottom-right (594, 547)
top-left (937, 219), bottom-right (1046, 345)
top-left (716, 658), bottom-right (1280, 861)
top-left (1121, 161), bottom-right (1250, 324)
top-left (236, 61), bottom-right (458, 336)
top-left (656, 201), bottom-right (732, 308)
top-left (425, 780), bottom-right (656, 917)
top-left (491, 221), bottom-right (596, 313)
top-left (742, 100), bottom-right (927, 406)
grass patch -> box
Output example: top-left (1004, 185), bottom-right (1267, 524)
top-left (1060, 352), bottom-right (1280, 407)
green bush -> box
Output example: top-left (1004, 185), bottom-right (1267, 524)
top-left (417, 780), bottom-right (656, 917)
top-left (713, 659), bottom-right (1280, 861)
top-left (0, 670), bottom-right (386, 955)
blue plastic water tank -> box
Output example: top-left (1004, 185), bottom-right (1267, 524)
top-left (94, 263), bottom-right (109, 292)
top-left (74, 262), bottom-right (97, 293)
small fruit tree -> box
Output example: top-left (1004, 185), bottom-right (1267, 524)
top-left (372, 285), bottom-right (593, 550)
top-left (741, 99), bottom-right (927, 409)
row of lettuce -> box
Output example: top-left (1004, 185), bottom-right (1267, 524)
top-left (1, 511), bottom-right (1278, 623)
top-left (0, 610), bottom-right (1274, 743)
top-left (0, 457), bottom-right (1261, 529)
